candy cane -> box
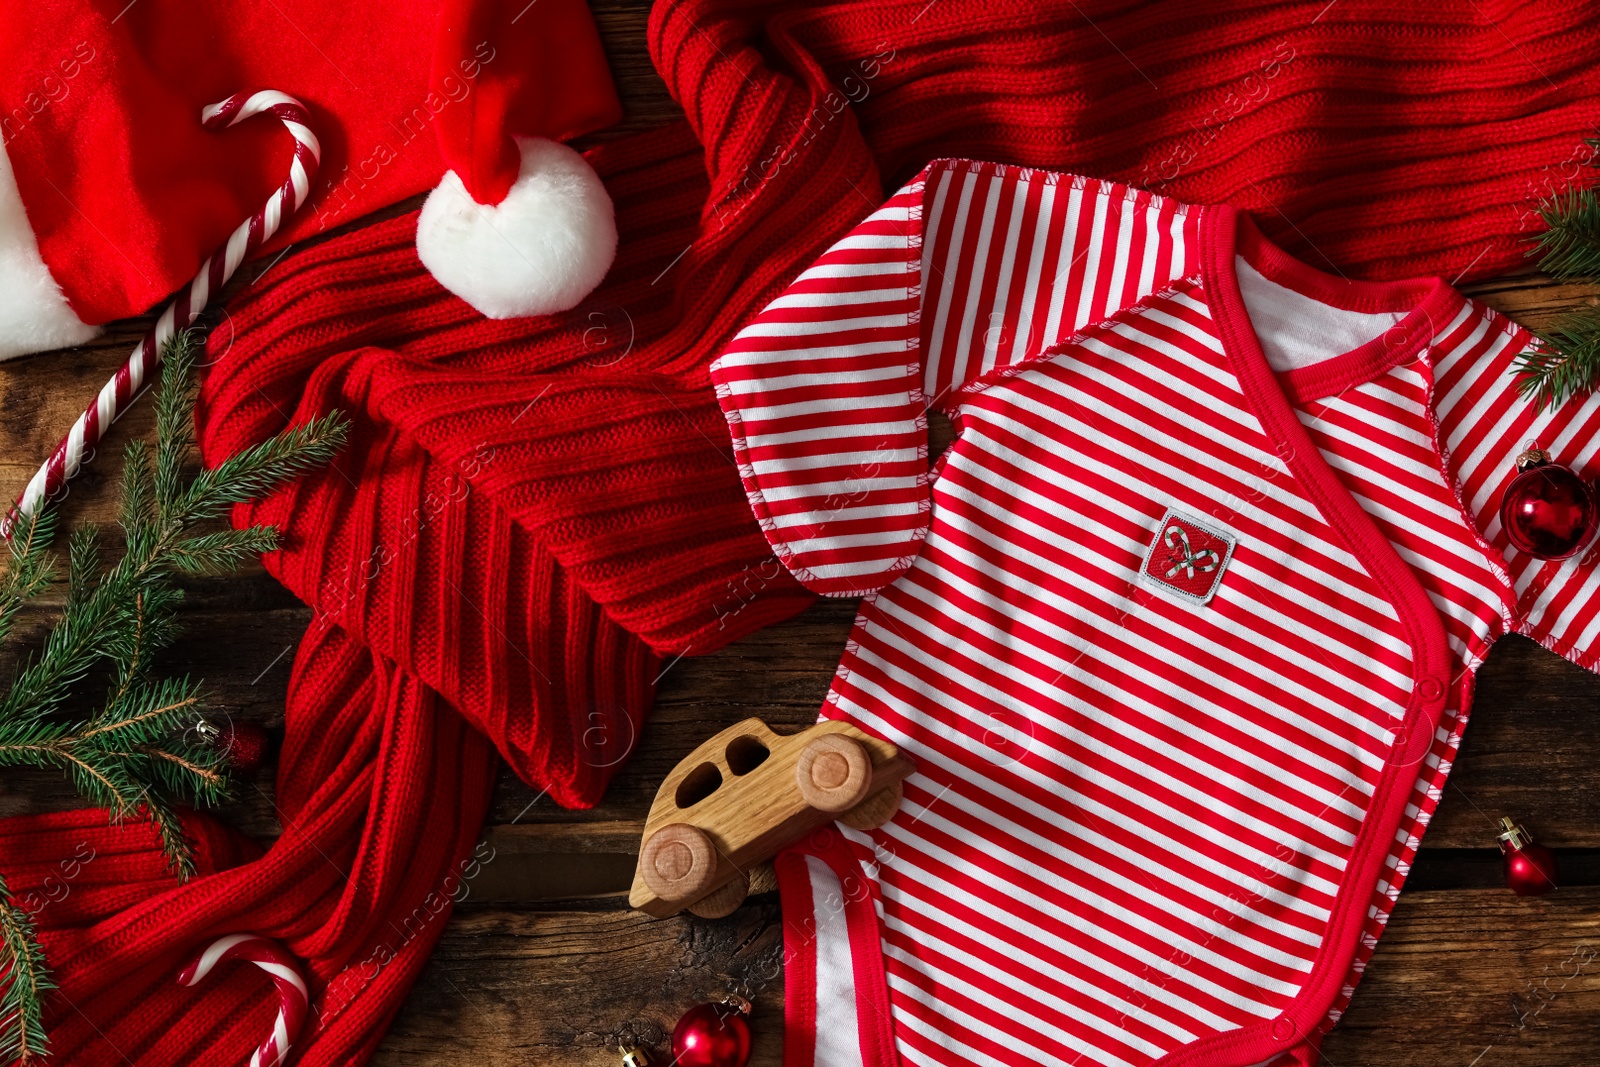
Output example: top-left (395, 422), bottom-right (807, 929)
top-left (177, 934), bottom-right (310, 1067)
top-left (0, 89), bottom-right (321, 539)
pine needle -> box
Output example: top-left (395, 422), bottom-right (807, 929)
top-left (173, 417), bottom-right (348, 526)
top-left (1531, 183), bottom-right (1600, 282)
top-left (0, 874), bottom-right (53, 1065)
top-left (165, 527), bottom-right (280, 575)
top-left (0, 328), bottom-right (346, 1058)
top-left (1518, 135), bottom-right (1600, 410)
top-left (152, 333), bottom-right (200, 513)
top-left (1514, 305), bottom-right (1600, 409)
top-left (0, 509), bottom-right (56, 652)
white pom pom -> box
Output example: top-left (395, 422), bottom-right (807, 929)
top-left (415, 137), bottom-right (616, 319)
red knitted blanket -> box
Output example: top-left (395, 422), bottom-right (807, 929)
top-left (5, 1), bottom-right (1598, 1062)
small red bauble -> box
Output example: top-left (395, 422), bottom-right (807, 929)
top-left (1498, 817), bottom-right (1558, 897)
top-left (1499, 449), bottom-right (1597, 560)
top-left (670, 996), bottom-right (752, 1067)
top-left (218, 721), bottom-right (271, 775)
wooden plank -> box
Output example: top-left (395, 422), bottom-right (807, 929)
top-left (587, 1), bottom-right (680, 139)
top-left (375, 887), bottom-right (1600, 1065)
top-left (1438, 636), bottom-right (1600, 850)
top-left (1322, 886), bottom-right (1600, 1063)
top-left (376, 900), bottom-right (786, 1067)
top-left (1463, 274), bottom-right (1600, 334)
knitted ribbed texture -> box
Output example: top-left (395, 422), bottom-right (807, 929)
top-left (197, 338), bottom-right (660, 804)
top-left (198, 128), bottom-right (824, 658)
top-left (6, 1), bottom-right (1600, 1063)
top-left (2, 626), bottom-right (506, 1065)
top-left (779, 0), bottom-right (1600, 281)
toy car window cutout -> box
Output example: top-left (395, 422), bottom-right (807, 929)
top-left (725, 735), bottom-right (770, 775)
top-left (674, 762), bottom-right (723, 808)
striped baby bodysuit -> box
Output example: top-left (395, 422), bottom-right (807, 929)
top-left (710, 159), bottom-right (1600, 1067)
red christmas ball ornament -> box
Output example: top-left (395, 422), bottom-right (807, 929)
top-left (1499, 448), bottom-right (1597, 560)
top-left (218, 721), bottom-right (271, 775)
top-left (670, 995), bottom-right (752, 1067)
top-left (1498, 817), bottom-right (1558, 897)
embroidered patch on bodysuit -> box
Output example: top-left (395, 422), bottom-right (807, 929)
top-left (1140, 508), bottom-right (1236, 605)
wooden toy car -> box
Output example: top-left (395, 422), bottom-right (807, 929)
top-left (628, 718), bottom-right (914, 919)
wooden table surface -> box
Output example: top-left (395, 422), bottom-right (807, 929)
top-left (5, 4), bottom-right (1600, 1064)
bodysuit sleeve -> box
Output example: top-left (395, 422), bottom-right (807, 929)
top-left (710, 158), bottom-right (1200, 597)
top-left (1434, 302), bottom-right (1600, 671)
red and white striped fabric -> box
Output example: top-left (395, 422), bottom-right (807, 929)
top-left (712, 159), bottom-right (1600, 1067)
top-left (713, 161), bottom-right (1200, 599)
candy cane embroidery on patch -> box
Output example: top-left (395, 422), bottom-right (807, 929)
top-left (1161, 525), bottom-right (1221, 579)
top-left (177, 934), bottom-right (310, 1067)
top-left (1140, 508), bottom-right (1236, 605)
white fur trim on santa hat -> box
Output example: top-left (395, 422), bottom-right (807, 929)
top-left (415, 136), bottom-right (616, 320)
top-left (0, 146), bottom-right (100, 360)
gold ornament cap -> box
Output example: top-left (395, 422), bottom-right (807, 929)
top-left (1515, 447), bottom-right (1552, 472)
top-left (619, 1046), bottom-right (651, 1067)
top-left (1497, 816), bottom-right (1533, 852)
top-left (718, 993), bottom-right (754, 1015)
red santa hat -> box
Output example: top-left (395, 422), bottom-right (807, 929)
top-left (0, 0), bottom-right (622, 360)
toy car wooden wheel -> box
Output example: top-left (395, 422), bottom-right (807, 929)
top-left (840, 781), bottom-right (904, 831)
top-left (795, 734), bottom-right (872, 813)
top-left (687, 874), bottom-right (749, 919)
top-left (640, 823), bottom-right (718, 904)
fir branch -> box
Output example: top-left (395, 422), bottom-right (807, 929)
top-left (107, 592), bottom-right (148, 705)
top-left (0, 874), bottom-right (52, 1065)
top-left (58, 750), bottom-right (141, 820)
top-left (0, 328), bottom-right (346, 1059)
top-left (1531, 182), bottom-right (1600, 282)
top-left (63, 526), bottom-right (98, 613)
top-left (141, 741), bottom-right (229, 807)
top-left (120, 439), bottom-right (155, 538)
top-left (0, 509), bottom-right (56, 653)
top-left (83, 678), bottom-right (202, 743)
top-left (0, 593), bottom-right (113, 726)
top-left (165, 527), bottom-right (280, 575)
top-left (136, 792), bottom-right (197, 881)
top-left (1514, 305), bottom-right (1600, 410)
top-left (102, 586), bottom-right (184, 701)
top-left (1517, 136), bottom-right (1600, 409)
top-left (173, 415), bottom-right (348, 526)
top-left (153, 331), bottom-right (199, 512)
